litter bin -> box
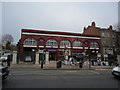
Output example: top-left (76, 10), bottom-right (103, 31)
top-left (79, 61), bottom-right (83, 68)
top-left (41, 60), bottom-right (44, 69)
top-left (56, 60), bottom-right (62, 68)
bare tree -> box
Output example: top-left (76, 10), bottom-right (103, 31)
top-left (2, 34), bottom-right (14, 45)
top-left (2, 34), bottom-right (14, 50)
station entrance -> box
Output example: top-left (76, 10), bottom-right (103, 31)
top-left (49, 51), bottom-right (56, 61)
top-left (24, 48), bottom-right (36, 64)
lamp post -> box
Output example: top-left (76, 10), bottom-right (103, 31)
top-left (64, 45), bottom-right (68, 60)
top-left (88, 49), bottom-right (91, 68)
top-left (32, 49), bottom-right (35, 64)
top-left (41, 49), bottom-right (45, 69)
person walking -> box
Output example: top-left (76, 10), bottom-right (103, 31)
top-left (7, 55), bottom-right (11, 67)
top-left (108, 60), bottom-right (112, 67)
top-left (97, 59), bottom-right (101, 66)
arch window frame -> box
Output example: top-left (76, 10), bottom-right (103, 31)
top-left (73, 40), bottom-right (82, 47)
top-left (90, 41), bottom-right (99, 48)
top-left (60, 40), bottom-right (71, 47)
top-left (23, 38), bottom-right (37, 45)
top-left (46, 39), bottom-right (58, 46)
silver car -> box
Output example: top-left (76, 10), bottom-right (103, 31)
top-left (112, 65), bottom-right (120, 78)
top-left (0, 59), bottom-right (9, 80)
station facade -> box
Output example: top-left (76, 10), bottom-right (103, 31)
top-left (19, 26), bottom-right (100, 63)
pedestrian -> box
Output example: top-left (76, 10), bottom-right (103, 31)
top-left (97, 59), bottom-right (101, 66)
top-left (74, 58), bottom-right (77, 65)
top-left (102, 61), bottom-right (106, 66)
top-left (71, 57), bottom-right (74, 65)
top-left (7, 55), bottom-right (11, 67)
top-left (108, 60), bottom-right (112, 67)
top-left (115, 63), bottom-right (119, 66)
top-left (69, 57), bottom-right (73, 65)
top-left (41, 60), bottom-right (44, 69)
top-left (91, 60), bottom-right (94, 66)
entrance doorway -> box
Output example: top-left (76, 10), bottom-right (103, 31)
top-left (24, 48), bottom-right (36, 63)
top-left (49, 52), bottom-right (56, 61)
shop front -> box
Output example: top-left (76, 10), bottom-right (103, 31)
top-left (72, 49), bottom-right (84, 62)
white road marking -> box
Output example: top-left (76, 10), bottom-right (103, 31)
top-left (89, 71), bottom-right (100, 75)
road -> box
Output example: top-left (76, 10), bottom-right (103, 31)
top-left (2, 67), bottom-right (120, 88)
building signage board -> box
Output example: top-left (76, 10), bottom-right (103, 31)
top-left (48, 49), bottom-right (56, 52)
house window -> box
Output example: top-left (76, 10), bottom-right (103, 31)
top-left (90, 41), bottom-right (98, 48)
top-left (60, 40), bottom-right (71, 47)
top-left (46, 39), bottom-right (58, 46)
top-left (103, 40), bottom-right (106, 45)
top-left (102, 33), bottom-right (105, 37)
top-left (24, 38), bottom-right (37, 45)
top-left (113, 41), bottom-right (116, 46)
top-left (112, 34), bottom-right (116, 38)
top-left (73, 41), bottom-right (82, 47)
top-left (107, 33), bottom-right (110, 37)
top-left (107, 40), bottom-right (111, 46)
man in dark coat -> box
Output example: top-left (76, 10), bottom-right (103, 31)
top-left (7, 55), bottom-right (11, 67)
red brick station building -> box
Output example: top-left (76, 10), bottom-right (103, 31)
top-left (18, 22), bottom-right (106, 64)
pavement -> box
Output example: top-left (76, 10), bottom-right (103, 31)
top-left (10, 61), bottom-right (115, 70)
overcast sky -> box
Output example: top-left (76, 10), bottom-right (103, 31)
top-left (1, 2), bottom-right (118, 44)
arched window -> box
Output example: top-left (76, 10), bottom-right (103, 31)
top-left (73, 40), bottom-right (82, 47)
top-left (46, 39), bottom-right (58, 46)
top-left (60, 40), bottom-right (71, 47)
top-left (24, 38), bottom-right (37, 45)
top-left (90, 41), bottom-right (99, 48)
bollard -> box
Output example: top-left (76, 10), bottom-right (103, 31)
top-left (56, 61), bottom-right (59, 68)
top-left (41, 60), bottom-right (44, 69)
top-left (56, 60), bottom-right (62, 68)
top-left (79, 61), bottom-right (83, 68)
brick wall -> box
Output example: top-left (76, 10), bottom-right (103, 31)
top-left (83, 22), bottom-right (100, 36)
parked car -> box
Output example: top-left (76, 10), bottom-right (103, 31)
top-left (0, 58), bottom-right (9, 80)
top-left (0, 55), bottom-right (8, 60)
top-left (0, 54), bottom-right (11, 67)
top-left (0, 53), bottom-right (11, 61)
top-left (112, 65), bottom-right (120, 79)
top-left (25, 56), bottom-right (32, 61)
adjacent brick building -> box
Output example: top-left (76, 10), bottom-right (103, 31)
top-left (83, 22), bottom-right (119, 64)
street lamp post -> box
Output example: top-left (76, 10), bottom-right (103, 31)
top-left (41, 49), bottom-right (45, 69)
top-left (88, 49), bottom-right (91, 68)
top-left (32, 49), bottom-right (35, 64)
top-left (89, 54), bottom-right (91, 68)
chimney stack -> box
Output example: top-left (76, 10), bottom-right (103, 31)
top-left (91, 22), bottom-right (96, 27)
